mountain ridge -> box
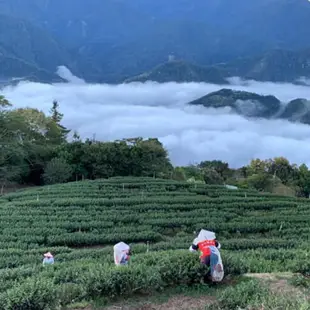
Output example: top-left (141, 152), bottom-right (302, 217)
top-left (127, 49), bottom-right (310, 85)
top-left (0, 13), bottom-right (72, 82)
top-left (188, 88), bottom-right (310, 125)
top-left (1, 0), bottom-right (310, 82)
top-left (124, 60), bottom-right (227, 84)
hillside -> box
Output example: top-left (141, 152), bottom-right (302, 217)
top-left (0, 55), bottom-right (64, 83)
top-left (126, 48), bottom-right (310, 85)
top-left (188, 88), bottom-right (310, 124)
top-left (0, 177), bottom-right (309, 308)
top-left (125, 60), bottom-right (226, 84)
top-left (279, 98), bottom-right (310, 123)
top-left (217, 49), bottom-right (310, 83)
top-left (189, 88), bottom-right (281, 118)
top-left (1, 0), bottom-right (310, 82)
top-left (0, 14), bottom-right (71, 82)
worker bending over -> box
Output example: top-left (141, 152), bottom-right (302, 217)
top-left (114, 242), bottom-right (131, 266)
top-left (189, 229), bottom-right (224, 283)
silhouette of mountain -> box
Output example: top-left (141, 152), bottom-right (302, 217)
top-left (125, 61), bottom-right (226, 84)
top-left (188, 88), bottom-right (310, 125)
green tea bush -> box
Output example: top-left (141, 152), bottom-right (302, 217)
top-left (147, 251), bottom-right (208, 285)
top-left (83, 264), bottom-right (162, 298)
top-left (207, 279), bottom-right (310, 310)
top-left (57, 283), bottom-right (86, 307)
top-left (216, 279), bottom-right (268, 309)
top-left (0, 278), bottom-right (59, 310)
top-left (82, 251), bottom-right (209, 299)
top-left (289, 274), bottom-right (310, 288)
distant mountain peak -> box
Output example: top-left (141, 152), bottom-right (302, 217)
top-left (188, 88), bottom-right (310, 125)
top-left (188, 88), bottom-right (281, 118)
top-left (125, 60), bottom-right (227, 84)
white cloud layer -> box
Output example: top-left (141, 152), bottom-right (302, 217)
top-left (2, 72), bottom-right (310, 168)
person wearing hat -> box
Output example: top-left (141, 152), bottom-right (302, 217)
top-left (114, 242), bottom-right (131, 266)
top-left (189, 230), bottom-right (222, 283)
top-left (43, 252), bottom-right (54, 265)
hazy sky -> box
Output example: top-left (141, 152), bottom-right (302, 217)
top-left (3, 68), bottom-right (310, 167)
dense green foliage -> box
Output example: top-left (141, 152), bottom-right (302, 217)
top-left (0, 177), bottom-right (309, 307)
top-left (175, 157), bottom-right (310, 198)
top-left (0, 98), bottom-right (172, 191)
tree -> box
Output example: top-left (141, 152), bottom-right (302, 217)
top-left (172, 167), bottom-right (186, 181)
top-left (81, 142), bottom-right (118, 179)
top-left (46, 101), bottom-right (70, 144)
top-left (0, 95), bottom-right (11, 108)
top-left (0, 143), bottom-right (25, 194)
top-left (295, 164), bottom-right (310, 197)
top-left (199, 160), bottom-right (231, 180)
top-left (246, 173), bottom-right (273, 191)
top-left (72, 131), bottom-right (81, 141)
top-left (0, 99), bottom-right (30, 192)
top-left (0, 164), bottom-right (26, 194)
top-left (56, 138), bottom-right (173, 180)
top-left (266, 157), bottom-right (298, 185)
top-left (130, 138), bottom-right (172, 177)
top-left (9, 108), bottom-right (51, 142)
top-left (43, 158), bottom-right (73, 185)
top-left (182, 165), bottom-right (204, 181)
top-left (203, 168), bottom-right (224, 185)
top-left (57, 139), bottom-right (88, 181)
top-left (7, 108), bottom-right (55, 184)
top-left (50, 100), bottom-right (63, 123)
top-left (246, 159), bottom-right (269, 176)
top-left (0, 99), bottom-right (71, 187)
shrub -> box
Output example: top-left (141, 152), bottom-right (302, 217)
top-left (207, 278), bottom-right (310, 310)
top-left (83, 264), bottom-right (162, 298)
top-left (0, 278), bottom-right (59, 310)
top-left (43, 158), bottom-right (73, 185)
top-left (79, 251), bottom-right (210, 301)
top-left (289, 274), bottom-right (310, 288)
top-left (216, 279), bottom-right (268, 309)
top-left (57, 283), bottom-right (86, 306)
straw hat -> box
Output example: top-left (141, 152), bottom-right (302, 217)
top-left (43, 252), bottom-right (53, 258)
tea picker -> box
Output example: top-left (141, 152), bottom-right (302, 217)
top-left (114, 241), bottom-right (131, 266)
top-left (42, 252), bottom-right (54, 266)
top-left (189, 229), bottom-right (224, 283)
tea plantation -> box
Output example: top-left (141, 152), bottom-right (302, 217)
top-left (0, 177), bottom-right (309, 309)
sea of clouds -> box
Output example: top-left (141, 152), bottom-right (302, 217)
top-left (2, 66), bottom-right (310, 168)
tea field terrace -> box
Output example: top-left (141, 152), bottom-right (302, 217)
top-left (0, 178), bottom-right (309, 269)
top-left (0, 177), bottom-right (309, 308)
